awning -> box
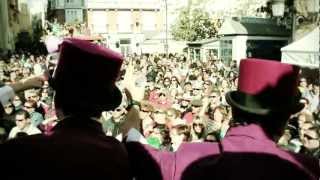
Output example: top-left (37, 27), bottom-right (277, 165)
top-left (281, 27), bottom-right (319, 68)
top-left (218, 17), bottom-right (290, 37)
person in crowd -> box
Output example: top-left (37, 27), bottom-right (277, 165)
top-left (103, 102), bottom-right (128, 137)
top-left (182, 99), bottom-right (203, 124)
top-left (152, 108), bottom-right (167, 125)
top-left (177, 94), bottom-right (192, 113)
top-left (1, 38), bottom-right (130, 179)
top-left (165, 108), bottom-right (181, 129)
top-left (299, 78), bottom-right (309, 98)
top-left (8, 109), bottom-right (41, 139)
top-left (27, 89), bottom-right (46, 116)
top-left (307, 85), bottom-right (319, 113)
top-left (24, 99), bottom-right (44, 127)
top-left (190, 116), bottom-right (206, 142)
top-left (0, 102), bottom-right (16, 140)
top-left (12, 95), bottom-right (23, 111)
top-left (207, 105), bottom-right (230, 140)
top-left (170, 120), bottom-right (191, 152)
top-left (2, 101), bottom-right (16, 122)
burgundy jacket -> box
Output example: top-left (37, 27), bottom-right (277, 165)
top-left (1, 118), bottom-right (130, 179)
top-left (127, 124), bottom-right (320, 180)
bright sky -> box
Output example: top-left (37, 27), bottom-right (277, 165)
top-left (208, 0), bottom-right (238, 11)
top-left (27, 0), bottom-right (46, 14)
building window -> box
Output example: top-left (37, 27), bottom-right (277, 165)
top-left (65, 9), bottom-right (83, 23)
top-left (65, 0), bottom-right (74, 3)
top-left (106, 24), bottom-right (109, 33)
top-left (92, 10), bottom-right (107, 33)
top-left (57, 0), bottom-right (64, 8)
top-left (220, 40), bottom-right (232, 63)
top-left (117, 11), bottom-right (132, 33)
top-left (142, 11), bottom-right (156, 31)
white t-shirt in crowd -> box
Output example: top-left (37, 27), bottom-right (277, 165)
top-left (8, 125), bottom-right (41, 139)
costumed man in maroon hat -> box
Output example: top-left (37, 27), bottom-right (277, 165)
top-left (126, 59), bottom-right (320, 180)
top-left (0, 39), bottom-right (130, 179)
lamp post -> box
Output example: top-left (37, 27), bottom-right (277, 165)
top-left (164, 0), bottom-right (168, 57)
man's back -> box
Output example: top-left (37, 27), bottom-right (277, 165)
top-left (1, 118), bottom-right (130, 179)
top-left (181, 152), bottom-right (312, 180)
top-left (177, 124), bottom-right (319, 180)
top-left (127, 124), bottom-right (319, 180)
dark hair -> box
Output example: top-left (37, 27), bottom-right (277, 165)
top-left (54, 94), bottom-right (104, 118)
top-left (205, 132), bottom-right (218, 142)
top-left (190, 63), bottom-right (197, 69)
top-left (0, 104), bottom-right (4, 119)
top-left (159, 126), bottom-right (171, 148)
top-left (16, 132), bottom-right (28, 137)
top-left (171, 76), bottom-right (180, 85)
top-left (208, 105), bottom-right (228, 121)
top-left (189, 75), bottom-right (197, 81)
top-left (15, 109), bottom-right (30, 119)
top-left (176, 125), bottom-right (191, 141)
top-left (231, 107), bottom-right (290, 139)
top-left (185, 81), bottom-right (192, 86)
top-left (25, 100), bottom-right (37, 109)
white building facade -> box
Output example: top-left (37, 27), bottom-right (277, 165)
top-left (86, 0), bottom-right (164, 56)
top-left (48, 0), bottom-right (165, 56)
top-left (49, 0), bottom-right (85, 24)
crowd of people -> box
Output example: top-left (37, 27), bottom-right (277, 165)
top-left (0, 51), bottom-right (319, 157)
top-left (45, 19), bottom-right (89, 38)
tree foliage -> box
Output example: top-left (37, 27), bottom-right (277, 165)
top-left (171, 8), bottom-right (222, 41)
top-left (15, 16), bottom-right (47, 54)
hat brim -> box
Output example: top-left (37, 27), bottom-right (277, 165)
top-left (226, 91), bottom-right (304, 115)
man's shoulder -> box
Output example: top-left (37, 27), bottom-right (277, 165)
top-left (4, 133), bottom-right (48, 145)
top-left (285, 150), bottom-right (320, 177)
top-left (178, 142), bottom-right (220, 152)
top-left (175, 142), bottom-right (221, 160)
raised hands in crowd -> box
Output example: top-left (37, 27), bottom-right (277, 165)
top-left (0, 52), bottom-right (319, 158)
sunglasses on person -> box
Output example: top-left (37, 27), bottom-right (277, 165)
top-left (141, 109), bottom-right (149, 113)
top-left (192, 105), bottom-right (201, 108)
top-left (24, 105), bottom-right (33, 109)
top-left (154, 111), bottom-right (166, 114)
top-left (167, 113), bottom-right (175, 117)
top-left (304, 134), bottom-right (318, 140)
top-left (193, 123), bottom-right (204, 127)
top-left (4, 105), bottom-right (13, 109)
top-left (209, 95), bottom-right (217, 99)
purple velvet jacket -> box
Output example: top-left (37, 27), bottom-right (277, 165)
top-left (1, 118), bottom-right (130, 179)
top-left (127, 124), bottom-right (320, 180)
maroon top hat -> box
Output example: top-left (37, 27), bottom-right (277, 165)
top-left (52, 38), bottom-right (123, 113)
top-left (226, 58), bottom-right (304, 115)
